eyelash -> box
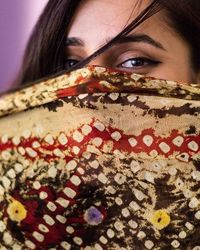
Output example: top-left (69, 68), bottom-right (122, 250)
top-left (64, 57), bottom-right (160, 70)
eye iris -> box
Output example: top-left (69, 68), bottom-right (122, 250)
top-left (65, 59), bottom-right (78, 68)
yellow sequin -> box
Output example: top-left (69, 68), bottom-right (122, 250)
top-left (7, 199), bottom-right (27, 222)
top-left (149, 209), bottom-right (171, 230)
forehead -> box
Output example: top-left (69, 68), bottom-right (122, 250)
top-left (67, 0), bottom-right (153, 37)
top-left (66, 0), bottom-right (181, 55)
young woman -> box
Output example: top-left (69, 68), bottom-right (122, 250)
top-left (0, 1), bottom-right (199, 249)
top-left (17, 0), bottom-right (200, 86)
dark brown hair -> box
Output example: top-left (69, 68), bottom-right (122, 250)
top-left (16, 0), bottom-right (200, 86)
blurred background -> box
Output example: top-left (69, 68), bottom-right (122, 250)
top-left (0, 0), bottom-right (48, 93)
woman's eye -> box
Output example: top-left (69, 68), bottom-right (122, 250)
top-left (65, 59), bottom-right (80, 69)
top-left (117, 57), bottom-right (160, 69)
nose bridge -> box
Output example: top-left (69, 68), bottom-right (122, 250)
top-left (88, 55), bottom-right (105, 67)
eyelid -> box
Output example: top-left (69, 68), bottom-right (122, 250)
top-left (65, 46), bottom-right (87, 60)
top-left (65, 55), bottom-right (82, 61)
top-left (114, 50), bottom-right (158, 65)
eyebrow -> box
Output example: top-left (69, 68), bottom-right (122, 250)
top-left (65, 34), bottom-right (166, 50)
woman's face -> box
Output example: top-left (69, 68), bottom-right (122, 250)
top-left (66, 0), bottom-right (199, 83)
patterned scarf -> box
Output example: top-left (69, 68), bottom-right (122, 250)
top-left (0, 66), bottom-right (199, 249)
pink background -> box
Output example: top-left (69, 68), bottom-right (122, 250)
top-left (0, 1), bottom-right (48, 93)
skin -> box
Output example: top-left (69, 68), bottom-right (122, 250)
top-left (65, 0), bottom-right (200, 83)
